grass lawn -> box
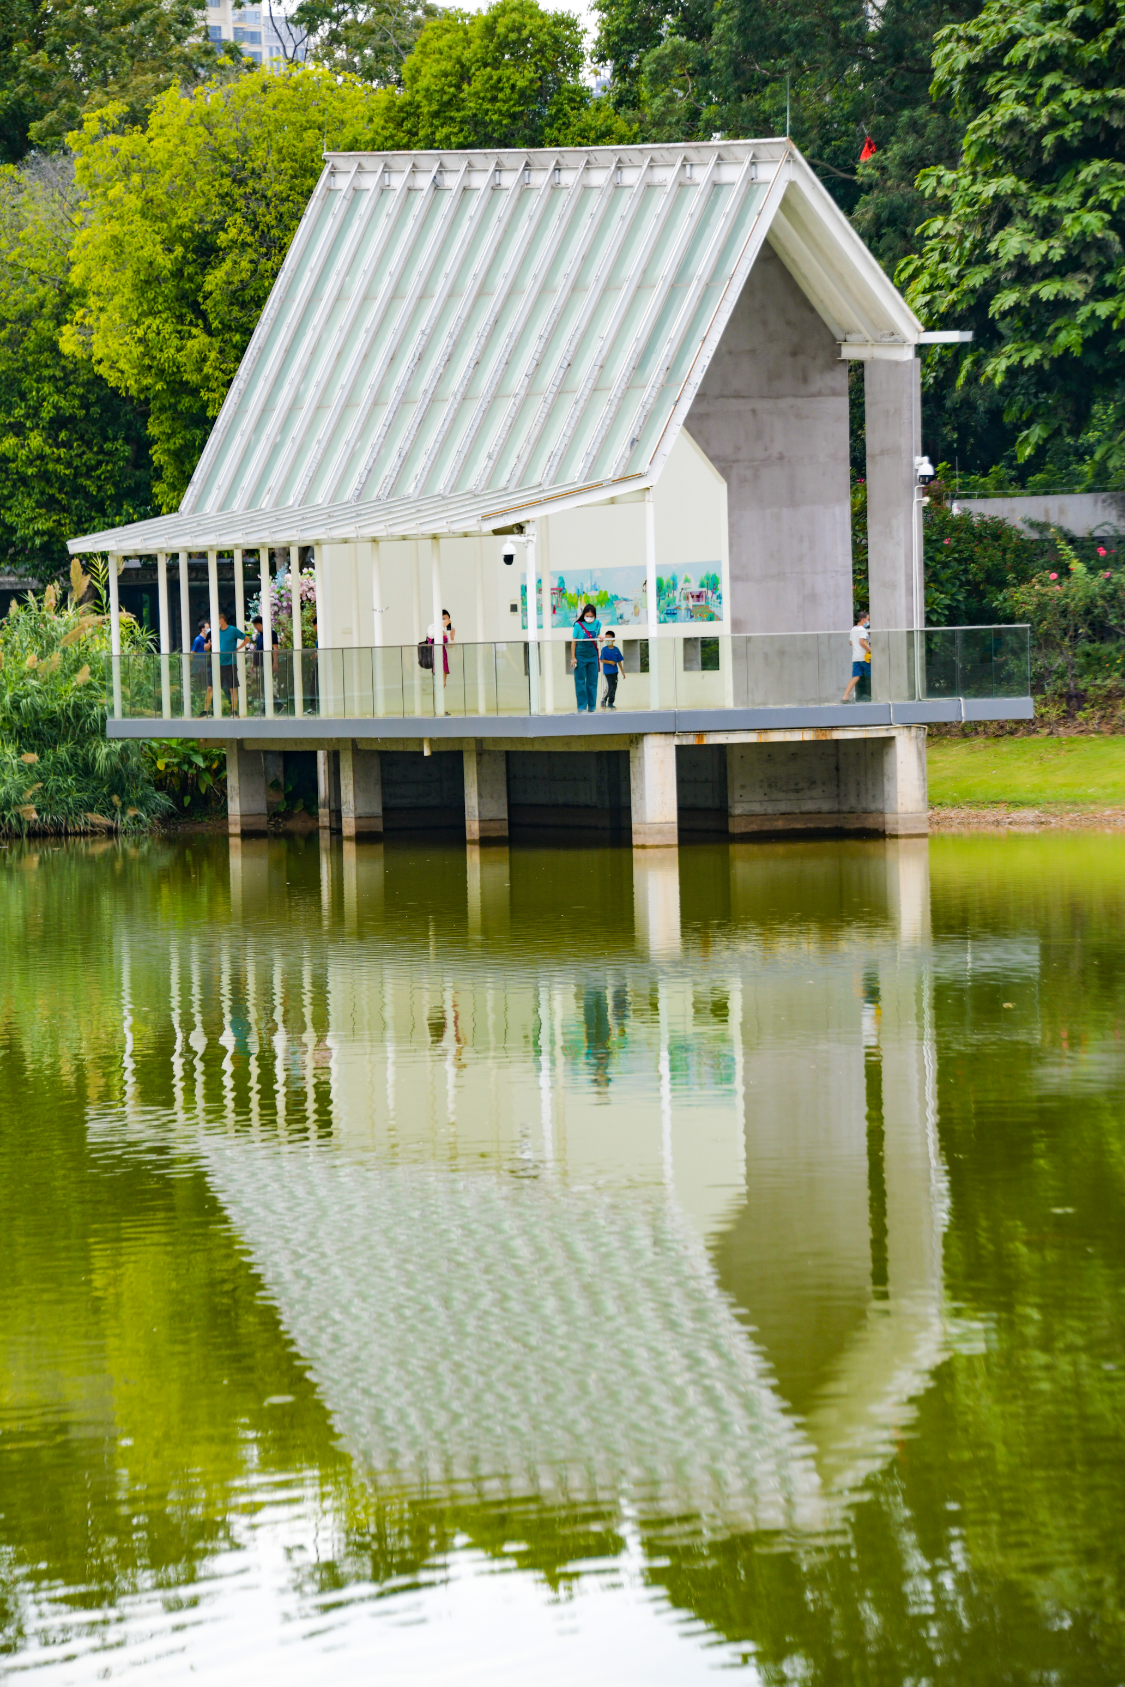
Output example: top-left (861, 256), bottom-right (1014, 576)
top-left (927, 735), bottom-right (1125, 808)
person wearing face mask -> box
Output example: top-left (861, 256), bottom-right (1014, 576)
top-left (569, 602), bottom-right (602, 713)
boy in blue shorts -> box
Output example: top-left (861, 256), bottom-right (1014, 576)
top-left (600, 630), bottom-right (625, 709)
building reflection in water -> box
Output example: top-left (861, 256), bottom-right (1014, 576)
top-left (105, 835), bottom-right (949, 1538)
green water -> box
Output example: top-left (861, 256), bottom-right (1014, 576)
top-left (1, 832), bottom-right (1123, 1684)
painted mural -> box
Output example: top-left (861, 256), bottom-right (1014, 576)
top-left (521, 566), bottom-right (724, 630)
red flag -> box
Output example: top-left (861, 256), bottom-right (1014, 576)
top-left (859, 135), bottom-right (877, 162)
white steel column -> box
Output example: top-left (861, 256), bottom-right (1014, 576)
top-left (156, 550), bottom-right (172, 719)
top-left (411, 540), bottom-right (423, 715)
top-left (206, 548), bottom-right (221, 719)
top-left (178, 549), bottom-right (192, 720)
top-left (370, 541), bottom-right (383, 644)
top-left (107, 553), bottom-right (123, 719)
top-left (259, 547), bottom-right (275, 718)
top-left (645, 487), bottom-right (659, 708)
top-left (525, 521), bottom-right (540, 714)
top-left (290, 544), bottom-right (304, 717)
top-left (233, 547), bottom-right (248, 717)
top-left (540, 517), bottom-right (555, 714)
top-left (429, 535), bottom-right (444, 716)
top-left (474, 535), bottom-right (487, 715)
top-left (370, 539), bottom-right (385, 718)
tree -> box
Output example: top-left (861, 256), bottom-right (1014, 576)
top-left (593, 0), bottom-right (977, 274)
top-left (900, 0), bottom-right (1125, 478)
top-left (0, 152), bottom-right (152, 580)
top-left (391, 0), bottom-right (632, 151)
top-left (289, 0), bottom-right (441, 85)
top-left (14, 0), bottom-right (236, 153)
top-left (65, 67), bottom-right (398, 511)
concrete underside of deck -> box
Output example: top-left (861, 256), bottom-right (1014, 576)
top-left (111, 701), bottom-right (1034, 845)
top-left (107, 697), bottom-right (1033, 745)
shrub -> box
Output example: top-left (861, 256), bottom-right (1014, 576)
top-left (143, 738), bottom-right (227, 814)
top-left (0, 564), bottom-right (171, 834)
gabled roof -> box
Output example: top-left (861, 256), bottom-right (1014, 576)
top-left (70, 139), bottom-right (922, 555)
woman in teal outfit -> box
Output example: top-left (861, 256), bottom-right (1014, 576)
top-left (569, 603), bottom-right (601, 712)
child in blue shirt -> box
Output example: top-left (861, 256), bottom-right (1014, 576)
top-left (600, 631), bottom-right (625, 709)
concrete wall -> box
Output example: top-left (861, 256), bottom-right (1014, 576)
top-left (685, 243), bottom-right (853, 637)
top-left (726, 727), bottom-right (928, 835)
top-left (953, 491), bottom-right (1125, 537)
top-left (380, 750), bottom-right (465, 828)
top-left (507, 749), bottom-right (630, 834)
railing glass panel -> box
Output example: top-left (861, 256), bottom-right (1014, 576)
top-left (106, 628), bottom-right (1030, 721)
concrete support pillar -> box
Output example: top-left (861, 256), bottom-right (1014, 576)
top-left (467, 842), bottom-right (511, 938)
top-left (229, 836), bottom-right (271, 919)
top-left (885, 837), bottom-right (931, 947)
top-left (864, 357), bottom-right (922, 639)
top-left (225, 741), bottom-right (269, 835)
top-left (630, 733), bottom-right (678, 847)
top-left (882, 727), bottom-right (929, 836)
top-left (633, 848), bottom-right (681, 956)
top-left (318, 749), bottom-right (341, 832)
top-left (342, 838), bottom-right (385, 933)
top-left (339, 745), bottom-right (383, 838)
top-left (463, 745), bottom-right (509, 841)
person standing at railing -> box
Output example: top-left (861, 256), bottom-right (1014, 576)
top-left (426, 608), bottom-right (455, 686)
top-left (251, 615), bottom-right (278, 714)
top-left (191, 620), bottom-right (210, 711)
top-left (842, 611), bottom-right (871, 703)
top-left (206, 609), bottom-right (250, 717)
top-left (600, 630), bottom-right (625, 709)
top-left (569, 602), bottom-right (601, 712)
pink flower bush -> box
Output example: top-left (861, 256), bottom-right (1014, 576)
top-left (1097, 547), bottom-right (1107, 557)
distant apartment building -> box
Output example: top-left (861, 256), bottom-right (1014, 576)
top-left (206, 0), bottom-right (303, 65)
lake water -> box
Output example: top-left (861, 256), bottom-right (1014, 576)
top-left (2, 831), bottom-right (1123, 1684)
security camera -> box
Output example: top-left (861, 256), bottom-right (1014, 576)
top-left (914, 455), bottom-right (936, 485)
top-left (502, 546), bottom-right (516, 566)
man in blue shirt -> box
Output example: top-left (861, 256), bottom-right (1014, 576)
top-left (568, 602), bottom-right (601, 712)
top-left (600, 630), bottom-right (625, 709)
top-left (205, 610), bottom-right (249, 715)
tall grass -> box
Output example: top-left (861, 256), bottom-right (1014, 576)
top-left (0, 565), bottom-right (171, 835)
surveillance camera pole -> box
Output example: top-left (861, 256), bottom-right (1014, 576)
top-left (911, 456), bottom-right (934, 701)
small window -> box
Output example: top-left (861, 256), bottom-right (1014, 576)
top-left (208, 23), bottom-right (222, 40)
top-left (234, 27), bottom-right (261, 42)
top-left (682, 637), bottom-right (719, 672)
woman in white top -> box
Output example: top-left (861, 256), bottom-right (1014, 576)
top-left (426, 608), bottom-right (455, 682)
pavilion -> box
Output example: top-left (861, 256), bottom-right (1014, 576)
top-left (68, 139), bottom-right (1028, 840)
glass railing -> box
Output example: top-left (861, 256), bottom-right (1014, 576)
top-left (106, 628), bottom-right (1030, 722)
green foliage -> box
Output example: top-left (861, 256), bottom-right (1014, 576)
top-left (0, 152), bottom-right (153, 581)
top-left (0, 572), bottom-right (170, 833)
top-left (143, 736), bottom-right (226, 810)
top-left (593, 0), bottom-right (977, 271)
top-left (921, 497), bottom-right (1045, 624)
top-left (901, 0), bottom-right (1125, 477)
top-left (1000, 529), bottom-right (1125, 695)
top-left (18, 0), bottom-right (238, 151)
top-left (0, 0), bottom-right (237, 165)
top-left (292, 0), bottom-right (441, 85)
top-left (390, 0), bottom-right (633, 150)
top-left (65, 66), bottom-right (398, 511)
